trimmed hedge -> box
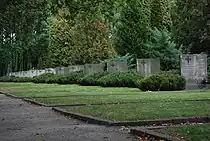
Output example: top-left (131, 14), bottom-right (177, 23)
top-left (138, 72), bottom-right (186, 91)
top-left (45, 71), bottom-right (84, 84)
top-left (32, 73), bottom-right (55, 83)
top-left (79, 72), bottom-right (109, 86)
top-left (97, 72), bottom-right (143, 88)
top-left (0, 76), bottom-right (33, 82)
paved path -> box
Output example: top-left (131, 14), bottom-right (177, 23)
top-left (0, 95), bottom-right (136, 141)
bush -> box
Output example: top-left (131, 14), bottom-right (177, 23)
top-left (138, 72), bottom-right (186, 91)
top-left (12, 77), bottom-right (33, 82)
top-left (97, 72), bottom-right (143, 88)
top-left (32, 73), bottom-right (55, 83)
top-left (159, 69), bottom-right (180, 75)
top-left (0, 76), bottom-right (32, 82)
top-left (0, 76), bottom-right (15, 82)
top-left (79, 72), bottom-right (109, 86)
top-left (45, 71), bottom-right (84, 84)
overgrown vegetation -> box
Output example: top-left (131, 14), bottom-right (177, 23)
top-left (1, 0), bottom-right (210, 75)
top-left (0, 71), bottom-right (186, 91)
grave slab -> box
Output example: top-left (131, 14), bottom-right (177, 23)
top-left (181, 54), bottom-right (208, 89)
top-left (107, 60), bottom-right (128, 73)
top-left (84, 63), bottom-right (105, 75)
top-left (137, 59), bottom-right (160, 76)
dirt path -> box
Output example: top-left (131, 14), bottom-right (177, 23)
top-left (0, 95), bottom-right (136, 141)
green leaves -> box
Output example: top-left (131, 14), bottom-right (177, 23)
top-left (144, 27), bottom-right (181, 70)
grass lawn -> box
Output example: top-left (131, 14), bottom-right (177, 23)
top-left (0, 82), bottom-right (210, 121)
top-left (62, 101), bottom-right (210, 121)
top-left (154, 124), bottom-right (210, 141)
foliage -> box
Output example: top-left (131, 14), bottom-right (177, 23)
top-left (43, 71), bottom-right (84, 84)
top-left (102, 53), bottom-right (136, 69)
top-left (47, 8), bottom-right (116, 67)
top-left (114, 0), bottom-right (151, 57)
top-left (173, 0), bottom-right (210, 54)
top-left (0, 76), bottom-right (33, 82)
top-left (144, 27), bottom-right (181, 70)
top-left (138, 72), bottom-right (186, 91)
top-left (97, 72), bottom-right (143, 88)
top-left (79, 72), bottom-right (109, 86)
top-left (32, 73), bottom-right (55, 83)
top-left (0, 0), bottom-right (50, 75)
top-left (151, 0), bottom-right (172, 30)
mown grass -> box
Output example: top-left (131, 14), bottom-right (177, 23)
top-left (1, 82), bottom-right (210, 121)
top-left (62, 101), bottom-right (210, 121)
top-left (155, 124), bottom-right (210, 141)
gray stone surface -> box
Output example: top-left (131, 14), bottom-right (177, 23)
top-left (137, 59), bottom-right (160, 76)
top-left (55, 67), bottom-right (65, 75)
top-left (68, 65), bottom-right (84, 73)
top-left (18, 71), bottom-right (24, 77)
top-left (45, 68), bottom-right (56, 74)
top-left (0, 95), bottom-right (136, 141)
top-left (23, 71), bottom-right (29, 77)
top-left (84, 63), bottom-right (106, 75)
top-left (37, 70), bottom-right (46, 76)
top-left (107, 61), bottom-right (128, 72)
top-left (181, 54), bottom-right (208, 89)
top-left (28, 70), bottom-right (38, 78)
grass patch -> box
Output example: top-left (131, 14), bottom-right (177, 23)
top-left (62, 101), bottom-right (210, 121)
top-left (0, 83), bottom-right (210, 105)
top-left (1, 82), bottom-right (210, 121)
top-left (155, 124), bottom-right (210, 141)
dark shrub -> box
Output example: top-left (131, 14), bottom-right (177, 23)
top-left (0, 76), bottom-right (32, 82)
top-left (46, 71), bottom-right (85, 84)
top-left (159, 69), bottom-right (180, 75)
top-left (12, 77), bottom-right (33, 82)
top-left (32, 73), bottom-right (55, 83)
top-left (79, 72), bottom-right (109, 86)
top-left (97, 72), bottom-right (143, 88)
top-left (0, 76), bottom-right (14, 82)
top-left (138, 72), bottom-right (186, 91)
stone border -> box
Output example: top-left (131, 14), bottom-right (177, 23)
top-left (2, 91), bottom-right (210, 108)
top-left (52, 107), bottom-right (210, 127)
top-left (2, 91), bottom-right (210, 127)
top-left (130, 128), bottom-right (183, 141)
top-left (52, 107), bottom-right (112, 125)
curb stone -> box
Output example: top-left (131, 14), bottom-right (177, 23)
top-left (2, 92), bottom-right (210, 127)
top-left (23, 98), bottom-right (48, 107)
top-left (52, 107), bottom-right (210, 127)
top-left (52, 107), bottom-right (112, 125)
top-left (130, 128), bottom-right (183, 141)
top-left (2, 91), bottom-right (210, 108)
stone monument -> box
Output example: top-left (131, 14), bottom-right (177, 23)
top-left (107, 60), bottom-right (128, 72)
top-left (136, 59), bottom-right (160, 76)
top-left (181, 54), bottom-right (208, 89)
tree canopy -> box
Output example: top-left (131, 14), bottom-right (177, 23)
top-left (0, 0), bottom-right (209, 75)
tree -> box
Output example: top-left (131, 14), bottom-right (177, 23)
top-left (0, 0), bottom-right (50, 75)
top-left (151, 0), bottom-right (172, 30)
top-left (173, 0), bottom-right (210, 54)
top-left (114, 0), bottom-right (151, 57)
top-left (144, 27), bottom-right (181, 70)
top-left (47, 7), bottom-right (116, 67)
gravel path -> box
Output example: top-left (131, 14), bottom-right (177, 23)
top-left (0, 95), bottom-right (136, 141)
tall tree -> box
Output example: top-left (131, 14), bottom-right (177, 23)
top-left (173, 0), bottom-right (210, 54)
top-left (114, 0), bottom-right (151, 57)
top-left (0, 0), bottom-right (50, 75)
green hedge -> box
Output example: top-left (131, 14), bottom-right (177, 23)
top-left (0, 76), bottom-right (33, 82)
top-left (32, 73), bottom-right (55, 83)
top-left (97, 72), bottom-right (143, 88)
top-left (79, 72), bottom-right (109, 86)
top-left (138, 72), bottom-right (186, 91)
top-left (44, 71), bottom-right (84, 84)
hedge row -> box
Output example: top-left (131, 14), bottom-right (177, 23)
top-left (0, 71), bottom-right (186, 91)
